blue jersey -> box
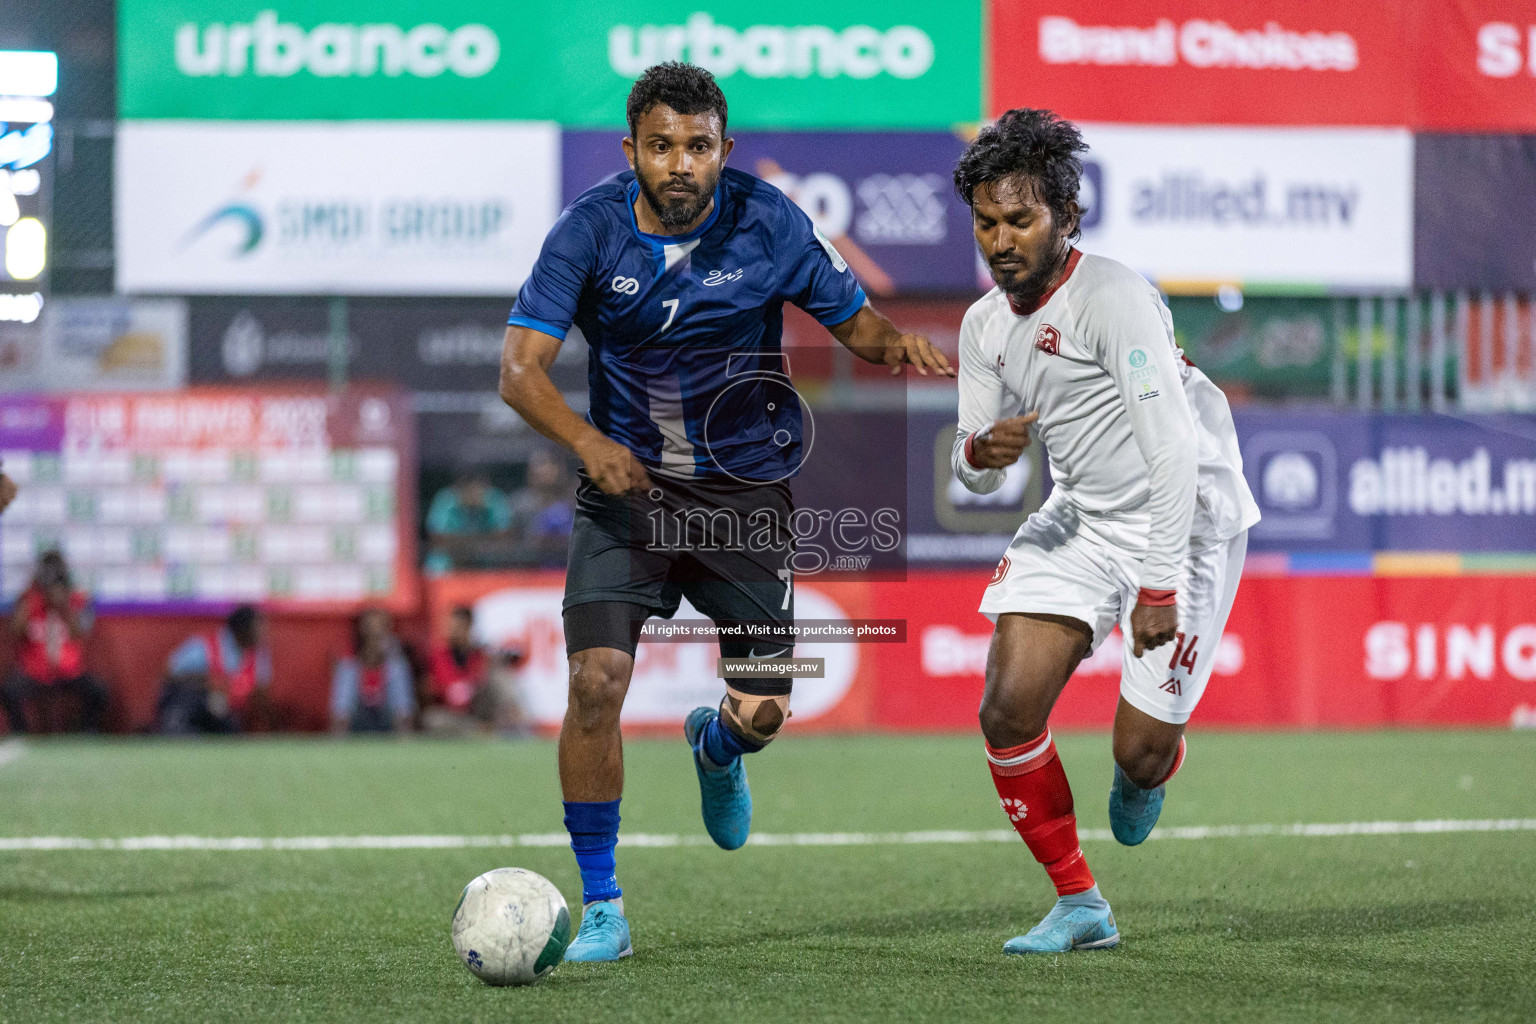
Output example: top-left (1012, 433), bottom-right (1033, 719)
top-left (509, 167), bottom-right (865, 482)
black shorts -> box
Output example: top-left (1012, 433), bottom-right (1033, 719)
top-left (563, 469), bottom-right (794, 659)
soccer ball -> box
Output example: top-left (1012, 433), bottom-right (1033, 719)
top-left (451, 868), bottom-right (572, 986)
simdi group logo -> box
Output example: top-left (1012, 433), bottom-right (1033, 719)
top-left (173, 10), bottom-right (500, 78)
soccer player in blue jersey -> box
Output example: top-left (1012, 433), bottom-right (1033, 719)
top-left (499, 63), bottom-right (952, 962)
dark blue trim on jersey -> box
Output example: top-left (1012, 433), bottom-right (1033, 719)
top-left (818, 286), bottom-right (868, 327)
top-left (507, 314), bottom-right (569, 339)
top-left (624, 180), bottom-right (724, 245)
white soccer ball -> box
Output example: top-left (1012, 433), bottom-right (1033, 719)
top-left (451, 867), bottom-right (572, 986)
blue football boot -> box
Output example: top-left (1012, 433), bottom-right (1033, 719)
top-left (1003, 895), bottom-right (1120, 955)
top-left (1108, 763), bottom-right (1166, 846)
top-left (1109, 737), bottom-right (1184, 846)
top-left (563, 901), bottom-right (632, 962)
top-left (684, 706), bottom-right (753, 851)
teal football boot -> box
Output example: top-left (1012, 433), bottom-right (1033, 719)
top-left (1108, 762), bottom-right (1166, 846)
top-left (683, 705), bottom-right (753, 851)
top-left (563, 901), bottom-right (632, 962)
top-left (1109, 737), bottom-right (1184, 846)
top-left (1003, 895), bottom-right (1120, 955)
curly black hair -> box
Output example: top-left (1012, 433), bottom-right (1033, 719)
top-left (953, 108), bottom-right (1089, 239)
top-left (626, 62), bottom-right (729, 138)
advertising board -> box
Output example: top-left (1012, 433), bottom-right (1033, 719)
top-left (429, 572), bottom-right (876, 731)
top-left (1236, 410), bottom-right (1536, 552)
top-left (0, 386), bottom-right (416, 611)
top-left (990, 1), bottom-right (1412, 127)
top-left (1415, 133), bottom-right (1536, 291)
top-left (1166, 295), bottom-right (1335, 398)
top-left (10, 298), bottom-right (188, 392)
top-left (872, 570), bottom-right (1536, 729)
top-left (1073, 124), bottom-right (1414, 292)
top-left (120, 1), bottom-right (981, 128)
top-left (562, 130), bottom-right (978, 296)
top-left (430, 567), bottom-right (1536, 731)
top-left (0, 103), bottom-right (51, 291)
top-left (116, 121), bottom-right (559, 295)
top-left (1414, 1), bottom-right (1536, 131)
top-left (904, 407), bottom-right (1536, 565)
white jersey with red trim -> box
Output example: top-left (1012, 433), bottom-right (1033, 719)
top-left (952, 249), bottom-right (1259, 593)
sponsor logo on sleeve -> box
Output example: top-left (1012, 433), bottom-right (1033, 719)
top-left (1128, 347), bottom-right (1160, 400)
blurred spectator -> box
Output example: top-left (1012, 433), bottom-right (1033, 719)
top-left (424, 475), bottom-right (514, 573)
top-left (421, 605), bottom-right (493, 735)
top-left (331, 607), bottom-right (415, 734)
top-left (156, 604), bottom-right (274, 735)
top-left (484, 639), bottom-right (530, 736)
top-left (0, 468), bottom-right (16, 513)
top-left (1, 551), bottom-right (107, 733)
top-left (508, 450), bottom-right (576, 567)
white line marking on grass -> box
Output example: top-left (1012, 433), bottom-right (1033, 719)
top-left (0, 819), bottom-right (1533, 853)
top-left (0, 739), bottom-right (24, 767)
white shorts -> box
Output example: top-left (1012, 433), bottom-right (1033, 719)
top-left (978, 497), bottom-right (1248, 725)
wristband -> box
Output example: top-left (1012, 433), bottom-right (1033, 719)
top-left (1136, 588), bottom-right (1177, 607)
top-left (963, 430), bottom-right (984, 469)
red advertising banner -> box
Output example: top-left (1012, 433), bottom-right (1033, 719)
top-left (989, 0), bottom-right (1413, 126)
top-left (872, 570), bottom-right (1536, 729)
top-left (1413, 1), bottom-right (1536, 130)
top-left (426, 569), bottom-right (1536, 734)
top-left (427, 572), bottom-right (878, 734)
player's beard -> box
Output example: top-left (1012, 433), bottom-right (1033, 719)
top-left (992, 241), bottom-right (1070, 307)
top-left (637, 169), bottom-right (718, 230)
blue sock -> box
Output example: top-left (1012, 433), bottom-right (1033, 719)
top-left (700, 714), bottom-right (760, 769)
top-left (563, 799), bottom-right (622, 904)
top-left (1057, 884), bottom-right (1109, 912)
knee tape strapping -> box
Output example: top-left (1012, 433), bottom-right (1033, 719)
top-left (719, 685), bottom-right (791, 747)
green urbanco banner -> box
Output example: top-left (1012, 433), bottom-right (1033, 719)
top-left (119, 1), bottom-right (981, 127)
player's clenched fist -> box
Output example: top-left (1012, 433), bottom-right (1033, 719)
top-left (576, 435), bottom-right (653, 496)
top-left (970, 412), bottom-right (1039, 468)
top-left (885, 333), bottom-right (956, 377)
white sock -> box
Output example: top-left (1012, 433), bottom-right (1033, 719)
top-left (1057, 884), bottom-right (1109, 912)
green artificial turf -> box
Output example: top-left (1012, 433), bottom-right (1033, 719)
top-left (1, 732), bottom-right (1533, 1023)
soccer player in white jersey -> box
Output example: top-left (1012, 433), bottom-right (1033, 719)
top-left (950, 109), bottom-right (1261, 954)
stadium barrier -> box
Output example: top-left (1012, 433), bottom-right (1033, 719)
top-left (425, 569), bottom-right (1536, 734)
top-left (0, 611), bottom-right (369, 734)
top-left (4, 566), bottom-right (1533, 735)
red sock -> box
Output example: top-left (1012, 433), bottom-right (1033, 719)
top-left (987, 730), bottom-right (1095, 896)
top-left (1155, 736), bottom-right (1187, 787)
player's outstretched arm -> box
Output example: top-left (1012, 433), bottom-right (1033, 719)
top-left (498, 326), bottom-right (652, 496)
top-left (826, 303), bottom-right (956, 378)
